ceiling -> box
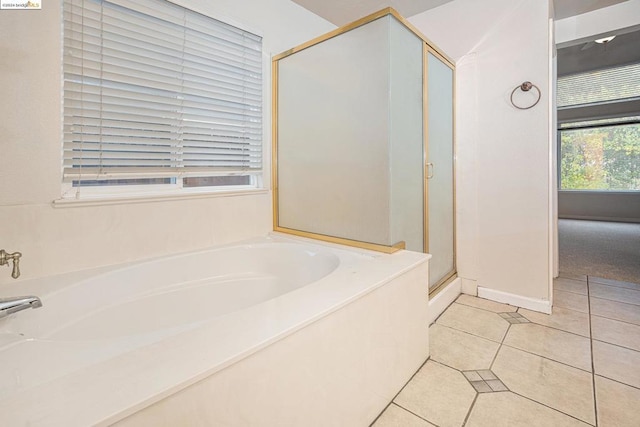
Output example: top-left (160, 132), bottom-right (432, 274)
top-left (558, 26), bottom-right (640, 76)
top-left (291, 0), bottom-right (630, 26)
top-left (554, 0), bottom-right (629, 19)
top-left (290, 0), bottom-right (637, 76)
top-left (290, 0), bottom-right (454, 26)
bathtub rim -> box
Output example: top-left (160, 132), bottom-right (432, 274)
top-left (0, 233), bottom-right (430, 426)
top-left (0, 234), bottom-right (343, 304)
top-left (4, 241), bottom-right (344, 344)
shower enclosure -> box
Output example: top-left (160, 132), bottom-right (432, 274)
top-left (272, 8), bottom-right (455, 290)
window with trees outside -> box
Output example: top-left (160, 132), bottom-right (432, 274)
top-left (62, 0), bottom-right (263, 199)
top-left (558, 63), bottom-right (640, 191)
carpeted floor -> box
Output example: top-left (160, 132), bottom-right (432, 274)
top-left (558, 219), bottom-right (640, 283)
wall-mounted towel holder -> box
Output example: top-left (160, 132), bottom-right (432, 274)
top-left (510, 81), bottom-right (541, 110)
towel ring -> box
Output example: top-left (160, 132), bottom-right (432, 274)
top-left (510, 81), bottom-right (541, 110)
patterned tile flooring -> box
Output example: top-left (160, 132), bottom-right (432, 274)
top-left (371, 274), bottom-right (640, 427)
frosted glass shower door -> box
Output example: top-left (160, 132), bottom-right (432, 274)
top-left (275, 15), bottom-right (424, 252)
top-left (426, 51), bottom-right (455, 289)
top-left (276, 17), bottom-right (392, 247)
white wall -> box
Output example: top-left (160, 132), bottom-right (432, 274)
top-left (0, 1), bottom-right (334, 285)
top-left (559, 192), bottom-right (640, 223)
top-left (555, 0), bottom-right (640, 46)
top-left (410, 0), bottom-right (553, 304)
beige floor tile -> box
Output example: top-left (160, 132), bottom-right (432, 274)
top-left (554, 277), bottom-right (588, 295)
top-left (429, 324), bottom-right (500, 371)
top-left (372, 404), bottom-right (435, 427)
top-left (589, 283), bottom-right (640, 306)
top-left (519, 306), bottom-right (590, 337)
top-left (553, 290), bottom-right (589, 313)
top-left (558, 272), bottom-right (588, 282)
top-left (503, 323), bottom-right (592, 371)
top-left (455, 294), bottom-right (517, 313)
top-left (589, 276), bottom-right (639, 290)
top-left (592, 316), bottom-right (640, 351)
top-left (394, 361), bottom-right (476, 427)
top-left (590, 297), bottom-right (640, 326)
top-left (595, 375), bottom-right (640, 427)
top-left (593, 340), bottom-right (640, 389)
top-left (492, 346), bottom-right (595, 424)
top-left (466, 392), bottom-right (590, 427)
top-left (436, 303), bottom-right (510, 343)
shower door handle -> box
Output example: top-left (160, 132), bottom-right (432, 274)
top-left (426, 163), bottom-right (434, 179)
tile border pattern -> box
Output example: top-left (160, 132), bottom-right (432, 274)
top-left (498, 312), bottom-right (530, 324)
top-left (463, 370), bottom-right (509, 393)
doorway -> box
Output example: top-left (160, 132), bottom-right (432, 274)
top-left (555, 27), bottom-right (640, 283)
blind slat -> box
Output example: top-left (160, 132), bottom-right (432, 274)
top-left (62, 167), bottom-right (262, 183)
top-left (63, 0), bottom-right (262, 185)
top-left (558, 63), bottom-right (640, 108)
top-left (64, 80), bottom-right (262, 108)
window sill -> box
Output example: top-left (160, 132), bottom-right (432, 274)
top-left (52, 188), bottom-right (270, 208)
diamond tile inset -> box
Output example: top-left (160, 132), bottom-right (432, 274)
top-left (499, 312), bottom-right (530, 324)
top-left (470, 380), bottom-right (492, 393)
top-left (463, 370), bottom-right (508, 393)
top-left (486, 379), bottom-right (509, 392)
top-left (478, 370), bottom-right (497, 381)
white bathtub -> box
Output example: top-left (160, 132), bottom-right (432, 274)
top-left (0, 233), bottom-right (429, 426)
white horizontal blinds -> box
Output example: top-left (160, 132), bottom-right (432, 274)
top-left (557, 63), bottom-right (640, 108)
top-left (63, 0), bottom-right (262, 184)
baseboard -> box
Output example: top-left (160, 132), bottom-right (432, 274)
top-left (477, 286), bottom-right (551, 314)
top-left (461, 278), bottom-right (477, 295)
top-left (559, 214), bottom-right (640, 224)
top-left (428, 277), bottom-right (461, 325)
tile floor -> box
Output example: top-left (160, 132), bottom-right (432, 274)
top-left (371, 274), bottom-right (640, 427)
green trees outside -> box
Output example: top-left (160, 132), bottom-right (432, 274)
top-left (560, 123), bottom-right (640, 191)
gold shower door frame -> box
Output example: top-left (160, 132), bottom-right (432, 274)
top-left (423, 44), bottom-right (457, 294)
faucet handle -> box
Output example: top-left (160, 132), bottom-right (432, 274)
top-left (11, 252), bottom-right (21, 279)
top-left (0, 250), bottom-right (22, 279)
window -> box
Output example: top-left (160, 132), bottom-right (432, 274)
top-left (560, 122), bottom-right (640, 191)
top-left (62, 0), bottom-right (262, 198)
top-left (558, 62), bottom-right (640, 192)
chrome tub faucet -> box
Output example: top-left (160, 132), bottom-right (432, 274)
top-left (0, 250), bottom-right (41, 318)
top-left (0, 249), bottom-right (22, 279)
top-left (0, 296), bottom-right (42, 319)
